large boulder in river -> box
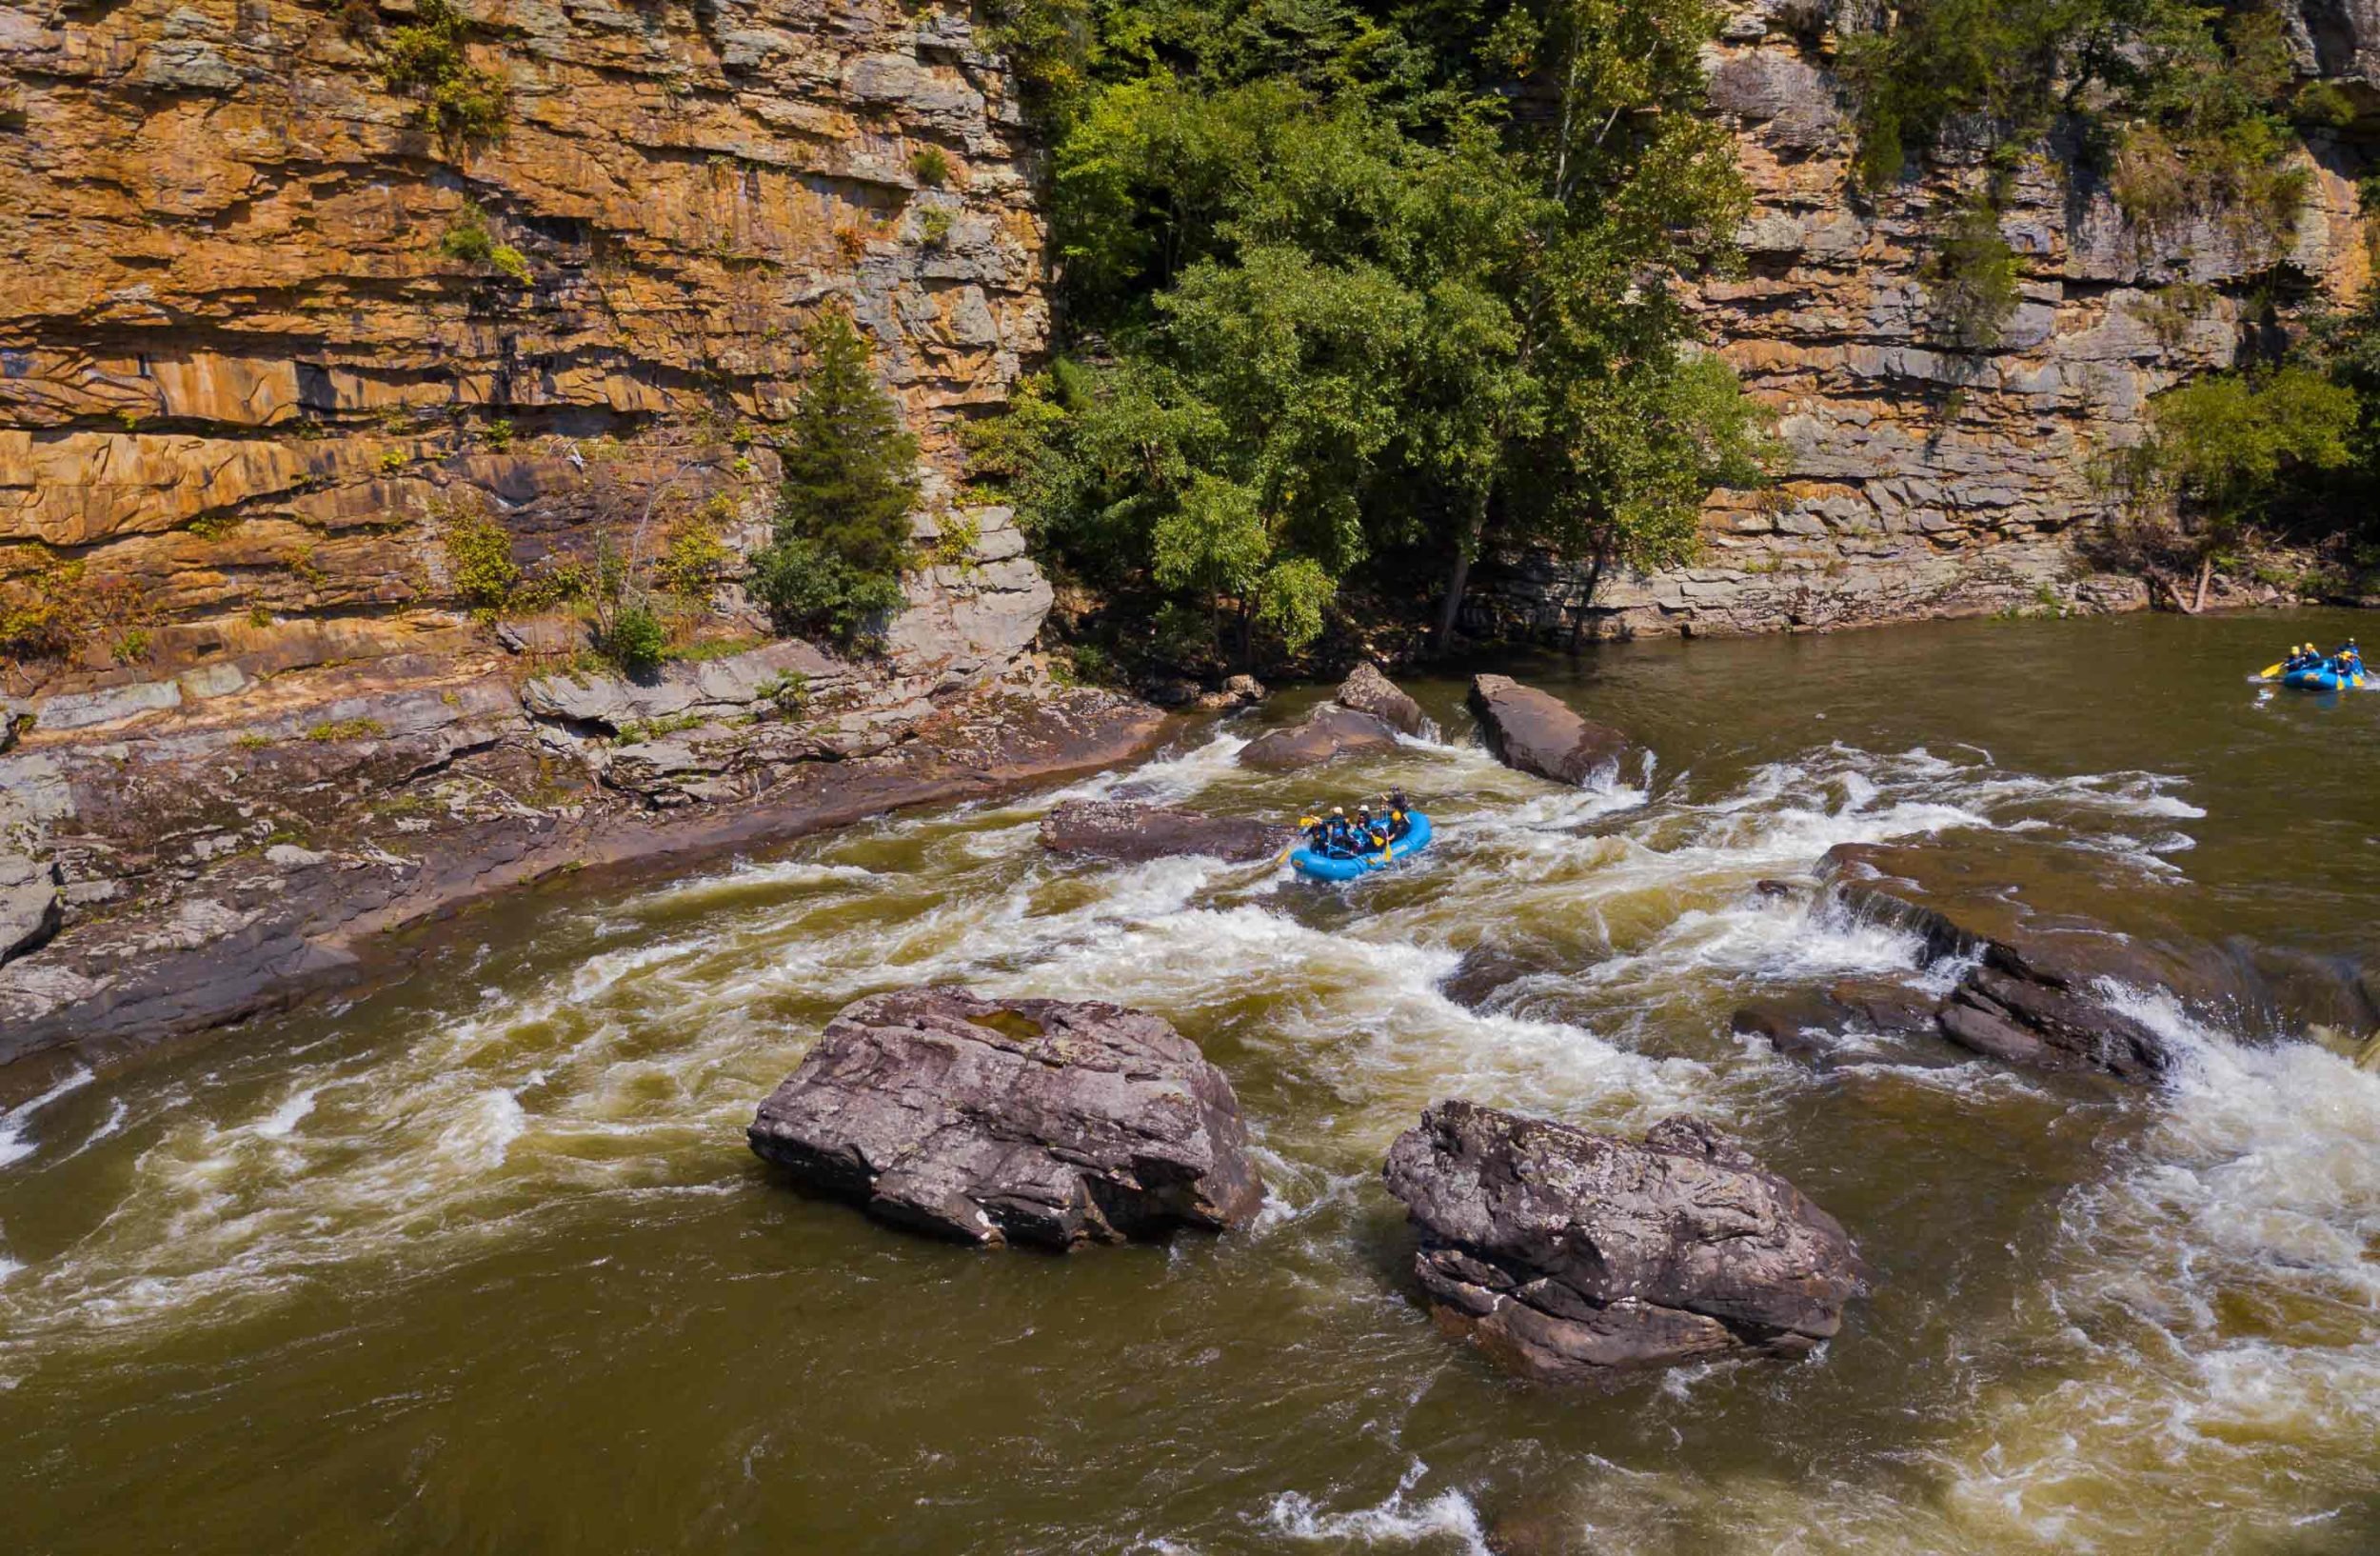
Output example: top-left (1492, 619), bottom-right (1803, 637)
top-left (1335, 663), bottom-right (1430, 738)
top-left (1039, 799), bottom-right (1286, 863)
top-left (748, 987), bottom-right (1265, 1248)
top-left (1382, 1100), bottom-right (1863, 1385)
top-left (1467, 675), bottom-right (1636, 786)
top-left (1237, 704), bottom-right (1401, 770)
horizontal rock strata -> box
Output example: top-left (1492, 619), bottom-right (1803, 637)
top-left (1466, 0), bottom-right (2374, 642)
top-left (3, 0), bottom-right (1052, 701)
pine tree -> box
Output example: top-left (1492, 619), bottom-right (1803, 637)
top-left (753, 308), bottom-right (921, 647)
top-left (774, 309), bottom-right (919, 574)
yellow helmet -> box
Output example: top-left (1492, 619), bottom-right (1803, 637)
top-left (1330, 806), bottom-right (1345, 817)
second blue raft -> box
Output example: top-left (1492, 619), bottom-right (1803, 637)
top-left (1289, 811), bottom-right (1434, 882)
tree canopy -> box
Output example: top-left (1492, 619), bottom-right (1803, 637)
top-left (968, 0), bottom-right (1773, 666)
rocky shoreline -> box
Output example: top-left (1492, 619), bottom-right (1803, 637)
top-left (0, 645), bottom-right (1167, 1088)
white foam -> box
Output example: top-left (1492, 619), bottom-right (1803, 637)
top-left (0, 1067), bottom-right (96, 1170)
top-left (1262, 1461), bottom-right (1489, 1553)
top-left (250, 1087), bottom-right (318, 1141)
top-left (1918, 983), bottom-right (2380, 1544)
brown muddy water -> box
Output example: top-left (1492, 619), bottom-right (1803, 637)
top-left (5, 610), bottom-right (2379, 1555)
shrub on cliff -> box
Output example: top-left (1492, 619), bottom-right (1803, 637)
top-left (0, 552), bottom-right (157, 680)
top-left (380, 0), bottom-right (508, 150)
top-left (750, 309), bottom-right (918, 649)
top-left (440, 203), bottom-right (531, 284)
top-left (1839, 0), bottom-right (2314, 339)
top-left (597, 603), bottom-right (669, 678)
top-left (437, 496), bottom-right (521, 615)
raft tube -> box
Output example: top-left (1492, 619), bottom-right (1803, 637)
top-left (1289, 812), bottom-right (1434, 882)
top-left (2281, 665), bottom-right (2368, 691)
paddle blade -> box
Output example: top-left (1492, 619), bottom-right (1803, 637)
top-left (2259, 662), bottom-right (2283, 679)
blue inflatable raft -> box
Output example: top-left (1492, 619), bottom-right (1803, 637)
top-left (2282, 664), bottom-right (2368, 691)
top-left (1289, 812), bottom-right (1433, 882)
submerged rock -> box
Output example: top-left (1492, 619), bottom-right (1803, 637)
top-left (1732, 977), bottom-right (1942, 1061)
top-left (1381, 1100), bottom-right (1863, 1385)
top-left (1334, 662), bottom-right (1430, 738)
top-left (1819, 841), bottom-right (2184, 1082)
top-left (1436, 944), bottom-right (1548, 1011)
top-left (1038, 799), bottom-right (1286, 864)
top-left (1237, 704), bottom-right (1401, 770)
top-left (1466, 675), bottom-right (1636, 786)
top-left (1936, 952), bottom-right (2172, 1082)
top-left (748, 987), bottom-right (1265, 1248)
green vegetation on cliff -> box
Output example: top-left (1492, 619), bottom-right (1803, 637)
top-left (1839, 0), bottom-right (2326, 347)
top-left (751, 309), bottom-right (920, 649)
top-left (970, 0), bottom-right (1772, 666)
top-left (2126, 295), bottom-right (2380, 597)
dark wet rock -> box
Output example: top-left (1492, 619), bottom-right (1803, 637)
top-left (1438, 945), bottom-right (1546, 1011)
top-left (1826, 976), bottom-right (1944, 1036)
top-left (1733, 978), bottom-right (1941, 1064)
top-left (1729, 996), bottom-right (1840, 1060)
top-left (1381, 1100), bottom-right (1864, 1384)
top-left (1237, 704), bottom-right (1401, 770)
top-left (1039, 799), bottom-right (1287, 864)
top-left (1818, 846), bottom-right (1992, 965)
top-left (748, 987), bottom-right (1265, 1249)
top-left (1335, 663), bottom-right (1429, 738)
top-left (1819, 840), bottom-right (2187, 1082)
top-left (1939, 954), bottom-right (2171, 1082)
top-left (1466, 675), bottom-right (1636, 787)
top-left (1144, 673), bottom-right (1264, 712)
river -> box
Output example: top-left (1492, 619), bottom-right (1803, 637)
top-left (4, 609), bottom-right (2378, 1554)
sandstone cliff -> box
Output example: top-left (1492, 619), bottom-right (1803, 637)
top-left (0, 0), bottom-right (1092, 1068)
top-left (1473, 0), bottom-right (2379, 640)
top-left (1, 0), bottom-right (1050, 692)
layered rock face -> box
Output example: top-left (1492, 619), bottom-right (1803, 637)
top-left (1, 0), bottom-right (1049, 688)
top-left (1473, 0), bottom-right (2376, 640)
top-left (1382, 1101), bottom-right (1864, 1384)
top-left (748, 987), bottom-right (1266, 1248)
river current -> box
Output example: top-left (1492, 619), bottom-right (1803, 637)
top-left (4, 610), bottom-right (2378, 1553)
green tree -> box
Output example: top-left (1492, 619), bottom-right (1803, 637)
top-left (969, 0), bottom-right (1770, 663)
top-left (752, 309), bottom-right (921, 648)
top-left (2123, 365), bottom-right (2357, 605)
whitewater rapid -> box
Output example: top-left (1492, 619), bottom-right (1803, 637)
top-left (1, 718), bottom-right (2372, 1553)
